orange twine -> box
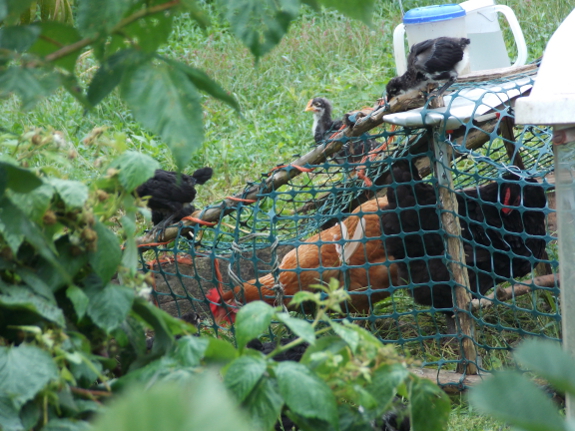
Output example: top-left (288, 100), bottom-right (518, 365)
top-left (227, 196), bottom-right (257, 203)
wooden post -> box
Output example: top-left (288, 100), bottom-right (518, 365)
top-left (553, 124), bottom-right (575, 417)
top-left (433, 135), bottom-right (479, 375)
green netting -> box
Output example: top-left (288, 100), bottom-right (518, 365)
top-left (139, 65), bottom-right (559, 388)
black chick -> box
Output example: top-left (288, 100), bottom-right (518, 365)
top-left (386, 37), bottom-right (470, 101)
top-left (305, 97), bottom-right (376, 164)
top-left (246, 337), bottom-right (308, 362)
top-left (305, 97), bottom-right (343, 144)
top-left (136, 167), bottom-right (213, 230)
top-left (379, 409), bottom-right (410, 431)
top-left (381, 160), bottom-right (547, 333)
top-left (146, 311), bottom-right (202, 350)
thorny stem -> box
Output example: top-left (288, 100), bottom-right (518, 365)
top-left (70, 386), bottom-right (112, 400)
top-left (44, 0), bottom-right (181, 63)
top-left (43, 393), bottom-right (48, 426)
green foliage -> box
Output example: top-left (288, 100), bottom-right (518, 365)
top-left (469, 339), bottom-right (575, 431)
top-left (4, 0), bottom-right (376, 169)
top-left (0, 136), bottom-right (197, 430)
top-left (93, 373), bottom-right (257, 431)
top-left (216, 284), bottom-right (450, 431)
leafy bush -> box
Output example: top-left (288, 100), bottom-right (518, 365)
top-left (470, 338), bottom-right (575, 431)
top-left (92, 280), bottom-right (451, 431)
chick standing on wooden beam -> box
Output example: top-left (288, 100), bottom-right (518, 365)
top-left (386, 37), bottom-right (471, 101)
top-left (305, 97), bottom-right (343, 144)
top-left (305, 97), bottom-right (376, 164)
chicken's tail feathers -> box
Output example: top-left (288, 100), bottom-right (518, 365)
top-left (192, 167), bottom-right (213, 185)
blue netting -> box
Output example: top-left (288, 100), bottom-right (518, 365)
top-left (139, 64), bottom-right (558, 388)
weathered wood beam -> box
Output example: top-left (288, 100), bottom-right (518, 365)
top-left (433, 140), bottom-right (479, 375)
top-left (471, 273), bottom-right (560, 310)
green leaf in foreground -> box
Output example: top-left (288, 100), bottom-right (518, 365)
top-left (0, 344), bottom-right (58, 410)
top-left (223, 0), bottom-right (299, 59)
top-left (27, 22), bottom-right (81, 72)
top-left (0, 285), bottom-right (65, 326)
top-left (275, 312), bottom-right (316, 345)
top-left (0, 197), bottom-right (66, 280)
top-left (316, 0), bottom-right (375, 25)
top-left (224, 355), bottom-right (267, 402)
top-left (204, 337), bottom-right (238, 364)
top-left (0, 396), bottom-right (23, 431)
top-left (234, 301), bottom-right (275, 350)
top-left (0, 67), bottom-right (60, 110)
top-left (0, 161), bottom-right (42, 194)
top-left (365, 364), bottom-right (410, 416)
top-left (48, 178), bottom-right (89, 209)
top-left (243, 376), bottom-right (284, 431)
top-left (109, 151), bottom-right (159, 193)
top-left (89, 221), bottom-right (122, 284)
top-left (87, 49), bottom-right (148, 106)
top-left (92, 372), bottom-right (255, 431)
top-left (409, 378), bottom-right (450, 431)
top-left (161, 58), bottom-right (239, 111)
top-left (120, 62), bottom-right (203, 171)
top-left (66, 285), bottom-right (90, 320)
top-left (514, 338), bottom-right (575, 396)
top-left (3, 0), bottom-right (35, 24)
top-left (76, 0), bottom-right (133, 38)
top-left (468, 370), bottom-right (567, 431)
top-left (9, 183), bottom-right (53, 222)
top-left (42, 418), bottom-right (92, 431)
top-left (0, 25), bottom-right (41, 53)
top-left (276, 361), bottom-right (338, 427)
top-left (87, 283), bottom-right (134, 333)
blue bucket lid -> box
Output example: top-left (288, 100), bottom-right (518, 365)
top-left (403, 4), bottom-right (466, 24)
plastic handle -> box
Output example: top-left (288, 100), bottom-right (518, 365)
top-left (493, 4), bottom-right (528, 67)
top-left (393, 24), bottom-right (407, 75)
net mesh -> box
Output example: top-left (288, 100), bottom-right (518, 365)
top-left (138, 65), bottom-right (559, 388)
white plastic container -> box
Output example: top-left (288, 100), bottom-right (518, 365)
top-left (393, 4), bottom-right (468, 75)
top-left (460, 0), bottom-right (527, 71)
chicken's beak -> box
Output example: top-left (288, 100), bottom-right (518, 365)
top-left (304, 99), bottom-right (315, 112)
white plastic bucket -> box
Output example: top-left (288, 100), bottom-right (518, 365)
top-left (460, 0), bottom-right (527, 71)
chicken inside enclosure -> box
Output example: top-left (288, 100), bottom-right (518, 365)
top-left (305, 97), bottom-right (377, 164)
top-left (381, 160), bottom-right (548, 334)
top-left (386, 37), bottom-right (471, 101)
top-left (136, 167), bottom-right (213, 234)
top-left (207, 196), bottom-right (398, 323)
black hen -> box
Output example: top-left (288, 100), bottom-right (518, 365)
top-left (136, 167), bottom-right (213, 229)
top-left (305, 97), bottom-right (376, 164)
top-left (246, 337), bottom-right (309, 362)
top-left (386, 37), bottom-right (470, 101)
top-left (381, 161), bottom-right (547, 333)
top-left (146, 311), bottom-right (201, 350)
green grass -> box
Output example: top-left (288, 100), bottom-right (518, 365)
top-left (4, 0), bottom-right (570, 205)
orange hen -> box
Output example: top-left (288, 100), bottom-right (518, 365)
top-left (208, 196), bottom-right (398, 323)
